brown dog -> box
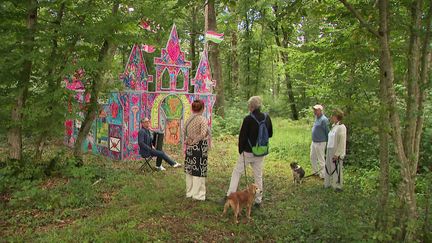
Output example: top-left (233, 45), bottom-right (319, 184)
top-left (222, 183), bottom-right (261, 224)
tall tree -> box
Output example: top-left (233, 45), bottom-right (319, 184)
top-left (7, 0), bottom-right (38, 160)
top-left (73, 1), bottom-right (120, 162)
top-left (269, 2), bottom-right (300, 120)
top-left (231, 28), bottom-right (239, 96)
top-left (339, 0), bottom-right (432, 240)
top-left (206, 0), bottom-right (225, 117)
top-left (190, 5), bottom-right (198, 78)
top-left (33, 2), bottom-right (67, 160)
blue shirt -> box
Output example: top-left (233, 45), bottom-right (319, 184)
top-left (312, 114), bottom-right (329, 142)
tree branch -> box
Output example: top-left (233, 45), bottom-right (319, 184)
top-left (339, 0), bottom-right (380, 38)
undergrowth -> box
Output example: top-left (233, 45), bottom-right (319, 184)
top-left (0, 118), bottom-right (431, 242)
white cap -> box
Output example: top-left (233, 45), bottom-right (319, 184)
top-left (312, 104), bottom-right (323, 110)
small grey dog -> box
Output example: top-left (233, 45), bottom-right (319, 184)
top-left (290, 162), bottom-right (305, 185)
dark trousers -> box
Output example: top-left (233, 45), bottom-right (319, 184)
top-left (148, 149), bottom-right (175, 167)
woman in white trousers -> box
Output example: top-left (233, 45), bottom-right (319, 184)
top-left (183, 99), bottom-right (209, 201)
top-left (324, 109), bottom-right (347, 191)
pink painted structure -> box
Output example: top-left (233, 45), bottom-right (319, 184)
top-left (65, 24), bottom-right (216, 160)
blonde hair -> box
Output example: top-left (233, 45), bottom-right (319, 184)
top-left (248, 96), bottom-right (262, 111)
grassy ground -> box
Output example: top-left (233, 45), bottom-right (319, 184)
top-left (1, 119), bottom-right (378, 242)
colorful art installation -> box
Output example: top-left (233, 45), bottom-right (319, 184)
top-left (154, 24), bottom-right (191, 92)
top-left (65, 24), bottom-right (216, 160)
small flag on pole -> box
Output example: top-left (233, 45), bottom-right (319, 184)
top-left (142, 44), bottom-right (155, 53)
top-left (205, 31), bottom-right (224, 44)
top-left (139, 18), bottom-right (161, 33)
top-left (139, 19), bottom-right (151, 31)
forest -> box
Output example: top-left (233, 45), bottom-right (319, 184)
top-left (1, 0), bottom-right (431, 242)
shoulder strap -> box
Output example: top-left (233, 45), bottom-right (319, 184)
top-left (247, 113), bottom-right (268, 147)
top-left (250, 112), bottom-right (267, 124)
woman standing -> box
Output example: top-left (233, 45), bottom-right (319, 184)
top-left (183, 99), bottom-right (210, 201)
top-left (324, 109), bottom-right (347, 191)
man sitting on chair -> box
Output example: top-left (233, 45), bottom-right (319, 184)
top-left (138, 118), bottom-right (181, 171)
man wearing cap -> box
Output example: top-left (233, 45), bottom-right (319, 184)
top-left (138, 118), bottom-right (181, 171)
top-left (310, 104), bottom-right (329, 179)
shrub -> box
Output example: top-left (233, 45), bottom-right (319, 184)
top-left (419, 112), bottom-right (432, 172)
top-left (1, 150), bottom-right (105, 212)
top-left (212, 98), bottom-right (245, 137)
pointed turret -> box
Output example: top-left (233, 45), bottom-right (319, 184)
top-left (154, 24), bottom-right (191, 92)
top-left (120, 44), bottom-right (153, 90)
top-left (191, 48), bottom-right (216, 94)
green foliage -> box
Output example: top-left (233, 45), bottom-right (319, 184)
top-left (212, 98), bottom-right (245, 137)
top-left (419, 94), bottom-right (432, 171)
top-left (2, 120), bottom-right (431, 241)
top-left (1, 0), bottom-right (432, 240)
top-left (0, 151), bottom-right (108, 212)
top-left (267, 118), bottom-right (311, 164)
top-left (263, 94), bottom-right (293, 118)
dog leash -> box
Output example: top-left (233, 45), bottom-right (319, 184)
top-left (243, 152), bottom-right (248, 185)
top-left (325, 158), bottom-right (341, 183)
top-left (303, 168), bottom-right (322, 179)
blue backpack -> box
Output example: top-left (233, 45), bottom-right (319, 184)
top-left (248, 113), bottom-right (269, 156)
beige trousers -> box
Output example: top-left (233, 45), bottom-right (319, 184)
top-left (186, 174), bottom-right (206, 200)
top-left (226, 152), bottom-right (264, 203)
top-left (310, 141), bottom-right (326, 178)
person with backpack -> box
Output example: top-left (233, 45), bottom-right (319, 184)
top-left (224, 96), bottom-right (273, 207)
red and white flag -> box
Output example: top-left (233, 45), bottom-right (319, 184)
top-left (142, 44), bottom-right (155, 53)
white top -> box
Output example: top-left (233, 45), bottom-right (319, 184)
top-left (327, 122), bottom-right (347, 159)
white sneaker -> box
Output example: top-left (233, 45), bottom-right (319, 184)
top-left (156, 165), bottom-right (166, 171)
top-left (173, 163), bottom-right (182, 168)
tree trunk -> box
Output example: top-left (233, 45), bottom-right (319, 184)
top-left (415, 0), bottom-right (432, 170)
top-left (276, 52), bottom-right (281, 97)
top-left (73, 2), bottom-right (120, 162)
top-left (205, 0), bottom-right (225, 117)
top-left (190, 5), bottom-right (198, 93)
top-left (271, 10), bottom-right (299, 120)
top-left (231, 29), bottom-right (239, 95)
top-left (377, 1), bottom-right (417, 241)
top-left (398, 1), bottom-right (431, 240)
top-left (271, 46), bottom-right (275, 98)
top-left (422, 184), bottom-right (431, 242)
top-left (376, 105), bottom-right (390, 233)
top-left (244, 11), bottom-right (252, 99)
top-left (34, 2), bottom-right (66, 161)
top-left (285, 66), bottom-right (298, 120)
top-left (255, 11), bottom-right (265, 95)
top-left (340, 0), bottom-right (432, 240)
top-left (7, 0), bottom-right (38, 161)
top-left (281, 27), bottom-right (298, 120)
top-left (280, 52), bottom-right (298, 120)
top-left (404, 0), bottom-right (423, 161)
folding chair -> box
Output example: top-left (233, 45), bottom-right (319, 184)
top-left (139, 156), bottom-right (156, 173)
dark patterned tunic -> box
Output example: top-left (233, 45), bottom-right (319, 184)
top-left (184, 140), bottom-right (208, 177)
